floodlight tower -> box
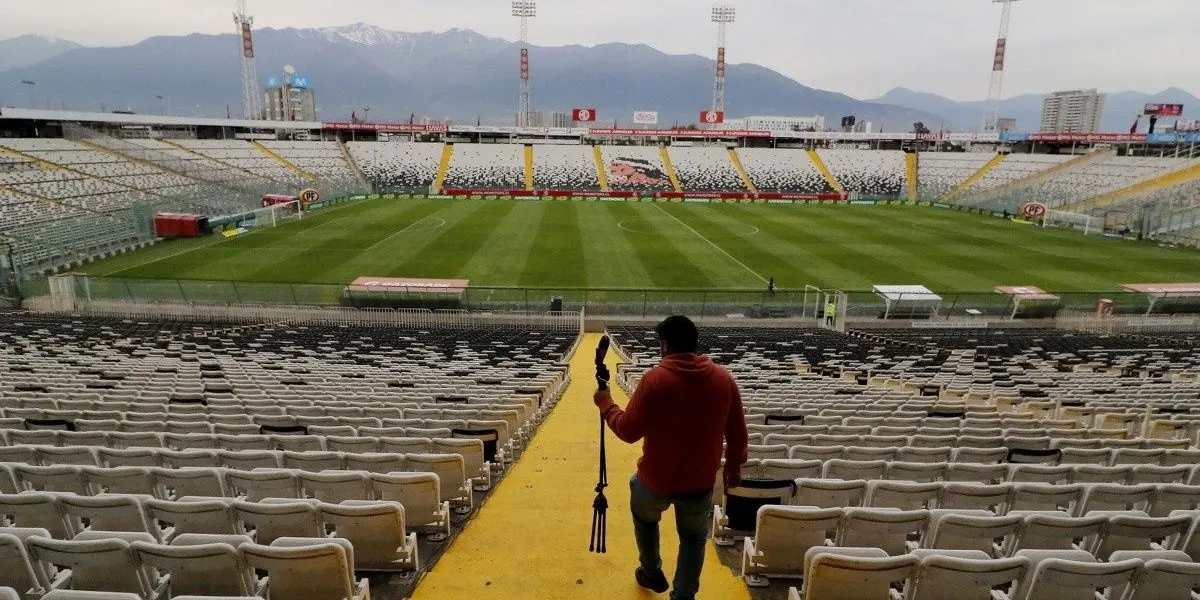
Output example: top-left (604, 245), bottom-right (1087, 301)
top-left (234, 0), bottom-right (264, 120)
top-left (711, 4), bottom-right (736, 117)
top-left (512, 0), bottom-right (537, 127)
top-left (982, 0), bottom-right (1021, 134)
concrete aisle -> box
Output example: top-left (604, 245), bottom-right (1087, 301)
top-left (410, 333), bottom-right (751, 600)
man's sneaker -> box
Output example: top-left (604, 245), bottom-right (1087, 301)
top-left (635, 567), bottom-right (670, 593)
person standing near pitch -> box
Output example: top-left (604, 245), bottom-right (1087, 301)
top-left (593, 316), bottom-right (748, 600)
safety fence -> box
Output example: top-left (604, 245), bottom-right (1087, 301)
top-left (29, 275), bottom-right (1200, 324)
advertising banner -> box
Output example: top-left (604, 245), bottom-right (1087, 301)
top-left (1144, 103), bottom-right (1184, 117)
top-left (633, 111), bottom-right (659, 125)
top-left (572, 108), bottom-right (597, 122)
top-left (700, 110), bottom-right (725, 125)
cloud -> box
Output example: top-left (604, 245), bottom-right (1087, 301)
top-left (3, 0), bottom-right (1197, 100)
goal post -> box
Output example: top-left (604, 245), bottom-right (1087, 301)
top-left (1044, 210), bottom-right (1098, 235)
top-left (210, 200), bottom-right (303, 237)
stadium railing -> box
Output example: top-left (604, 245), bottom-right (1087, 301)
top-left (36, 274), bottom-right (1200, 323)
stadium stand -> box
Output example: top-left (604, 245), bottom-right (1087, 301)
top-left (259, 141), bottom-right (355, 182)
top-left (735, 148), bottom-right (836, 194)
top-left (669, 146), bottom-right (747, 192)
top-left (916, 152), bottom-right (997, 200)
top-left (0, 310), bottom-right (574, 598)
top-left (1012, 156), bottom-right (1200, 210)
top-left (441, 143), bottom-right (526, 191)
top-left (170, 140), bottom-right (305, 186)
top-left (599, 145), bottom-right (674, 192)
top-left (964, 154), bottom-right (1074, 195)
top-left (531, 145), bottom-right (601, 191)
top-left (817, 149), bottom-right (908, 197)
top-left (348, 142), bottom-right (443, 193)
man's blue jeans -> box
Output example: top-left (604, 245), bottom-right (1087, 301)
top-left (630, 474), bottom-right (714, 600)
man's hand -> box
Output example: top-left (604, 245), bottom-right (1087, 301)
top-left (594, 389), bottom-right (614, 410)
top-left (723, 466), bottom-right (741, 491)
top-left (596, 363), bottom-right (610, 390)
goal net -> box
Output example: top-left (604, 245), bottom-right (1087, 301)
top-left (224, 200), bottom-right (304, 233)
top-left (1044, 210), bottom-right (1099, 235)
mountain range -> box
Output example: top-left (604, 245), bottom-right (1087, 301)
top-left (0, 24), bottom-right (1194, 132)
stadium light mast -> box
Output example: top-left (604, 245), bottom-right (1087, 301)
top-left (512, 0), bottom-right (537, 127)
top-left (711, 4), bottom-right (735, 118)
top-left (982, 0), bottom-right (1021, 134)
top-left (234, 0), bottom-right (264, 120)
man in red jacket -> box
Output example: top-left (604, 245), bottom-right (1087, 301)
top-left (594, 316), bottom-right (748, 600)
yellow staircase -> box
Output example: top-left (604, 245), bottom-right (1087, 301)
top-left (253, 141), bottom-right (317, 182)
top-left (592, 146), bottom-right (609, 192)
top-left (524, 145), bottom-right (535, 192)
top-left (1061, 160), bottom-right (1200, 212)
top-left (905, 152), bottom-right (919, 201)
top-left (728, 148), bottom-right (758, 194)
top-left (943, 153), bottom-right (1008, 200)
top-left (433, 144), bottom-right (454, 194)
top-left (806, 149), bottom-right (844, 194)
top-left (338, 140), bottom-right (370, 190)
top-left (659, 146), bottom-right (683, 193)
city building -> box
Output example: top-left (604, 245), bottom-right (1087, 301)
top-left (516, 111), bottom-right (572, 128)
top-left (1040, 89), bottom-right (1105, 133)
top-left (264, 84), bottom-right (317, 122)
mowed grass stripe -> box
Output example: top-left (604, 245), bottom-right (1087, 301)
top-left (462, 202), bottom-right (547, 286)
top-left (811, 207), bottom-right (1010, 290)
top-left (518, 201), bottom-right (587, 287)
top-left (397, 200), bottom-right (517, 279)
top-left (682, 204), bottom-right (865, 287)
top-left (634, 203), bottom-right (759, 287)
top-left (236, 200), bottom-right (449, 283)
top-left (577, 201), bottom-right (655, 288)
top-left (605, 202), bottom-right (716, 288)
top-left (732, 204), bottom-right (932, 288)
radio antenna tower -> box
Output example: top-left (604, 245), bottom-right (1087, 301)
top-left (234, 0), bottom-right (264, 120)
top-left (512, 0), bottom-right (537, 127)
top-left (711, 4), bottom-right (735, 116)
top-left (982, 0), bottom-right (1021, 134)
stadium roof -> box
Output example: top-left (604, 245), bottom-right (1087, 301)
top-left (0, 107), bottom-right (320, 130)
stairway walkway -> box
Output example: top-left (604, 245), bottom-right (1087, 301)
top-left (411, 333), bottom-right (750, 600)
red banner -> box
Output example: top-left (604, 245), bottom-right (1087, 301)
top-left (322, 121), bottom-right (449, 133)
top-left (1144, 103), bottom-right (1184, 117)
top-left (588, 127), bottom-right (769, 138)
top-left (992, 38), bottom-right (1007, 71)
top-left (1028, 133), bottom-right (1147, 143)
top-left (700, 110), bottom-right (725, 125)
top-left (520, 48), bottom-right (529, 81)
top-left (572, 108), bottom-right (597, 122)
top-left (240, 24), bottom-right (254, 59)
top-left (716, 47), bottom-right (726, 77)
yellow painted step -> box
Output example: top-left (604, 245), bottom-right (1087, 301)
top-left (253, 141), bottom-right (316, 182)
top-left (659, 146), bottom-right (683, 193)
top-left (433, 144), bottom-right (454, 193)
top-left (592, 146), bottom-right (609, 192)
top-left (905, 152), bottom-right (919, 201)
top-left (806, 149), bottom-right (844, 194)
top-left (728, 148), bottom-right (757, 194)
top-left (524, 145), bottom-right (535, 191)
top-left (1063, 160), bottom-right (1200, 212)
top-left (943, 153), bottom-right (1007, 200)
top-left (339, 140), bottom-right (370, 190)
top-left (409, 333), bottom-right (751, 600)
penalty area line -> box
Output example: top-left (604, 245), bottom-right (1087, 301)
top-left (651, 204), bottom-right (768, 284)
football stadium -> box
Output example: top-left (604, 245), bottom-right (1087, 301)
top-left (2, 1), bottom-right (1200, 600)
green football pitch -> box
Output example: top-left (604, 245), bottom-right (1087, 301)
top-left (83, 197), bottom-right (1200, 292)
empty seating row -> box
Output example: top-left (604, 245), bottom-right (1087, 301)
top-left (718, 478), bottom-right (1200, 518)
top-left (1, 471), bottom-right (449, 542)
top-left (740, 506), bottom-right (1200, 584)
top-left (1, 448), bottom-right (479, 505)
top-left (3, 527), bottom-right (376, 600)
top-left (751, 441), bottom-right (1195, 462)
top-left (785, 547), bottom-right (1200, 600)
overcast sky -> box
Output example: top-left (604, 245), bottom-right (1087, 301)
top-left (3, 0), bottom-right (1197, 100)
